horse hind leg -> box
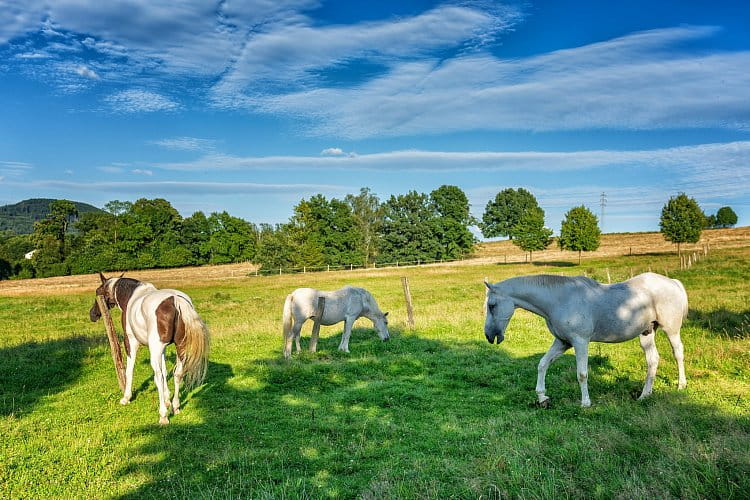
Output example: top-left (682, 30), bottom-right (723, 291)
top-left (662, 324), bottom-right (687, 390)
top-left (172, 355), bottom-right (184, 414)
top-left (638, 331), bottom-right (660, 400)
top-left (149, 344), bottom-right (170, 425)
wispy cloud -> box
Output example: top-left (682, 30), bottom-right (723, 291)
top-left (211, 4), bottom-right (521, 107)
top-left (320, 147), bottom-right (344, 156)
top-left (0, 160), bottom-right (33, 176)
top-left (258, 26), bottom-right (750, 137)
top-left (150, 137), bottom-right (217, 152)
top-left (12, 180), bottom-right (352, 196)
top-left (105, 89), bottom-right (180, 113)
top-left (131, 169), bottom-right (153, 176)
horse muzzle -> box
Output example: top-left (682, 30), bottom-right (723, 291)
top-left (485, 331), bottom-right (504, 344)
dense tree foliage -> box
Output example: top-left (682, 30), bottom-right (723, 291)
top-left (660, 193), bottom-right (704, 256)
top-left (0, 198), bottom-right (101, 234)
top-left (0, 186), bottom-right (480, 279)
top-left (511, 207), bottom-right (552, 262)
top-left (715, 206), bottom-right (738, 228)
top-left (558, 205), bottom-right (601, 264)
top-left (481, 188), bottom-right (540, 239)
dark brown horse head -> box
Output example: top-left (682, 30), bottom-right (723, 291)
top-left (89, 272), bottom-right (133, 322)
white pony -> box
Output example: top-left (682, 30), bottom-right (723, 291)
top-left (484, 273), bottom-right (687, 407)
top-left (282, 286), bottom-right (390, 359)
top-left (89, 273), bottom-right (210, 424)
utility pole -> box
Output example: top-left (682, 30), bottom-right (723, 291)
top-left (599, 192), bottom-right (607, 233)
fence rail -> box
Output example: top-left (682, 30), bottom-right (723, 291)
top-left (251, 257), bottom-right (465, 276)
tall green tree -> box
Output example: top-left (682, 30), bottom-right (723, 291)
top-left (558, 205), bottom-right (601, 264)
top-left (378, 191), bottom-right (442, 264)
top-left (204, 211), bottom-right (258, 264)
top-left (512, 207), bottom-right (552, 262)
top-left (345, 188), bottom-right (382, 266)
top-left (430, 185), bottom-right (476, 259)
top-left (715, 206), bottom-right (738, 228)
top-left (31, 200), bottom-right (78, 276)
top-left (481, 188), bottom-right (540, 239)
top-left (660, 193), bottom-right (704, 257)
top-left (254, 224), bottom-right (294, 272)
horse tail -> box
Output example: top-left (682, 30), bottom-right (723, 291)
top-left (671, 278), bottom-right (689, 320)
top-left (175, 297), bottom-right (210, 389)
top-left (282, 293), bottom-right (294, 340)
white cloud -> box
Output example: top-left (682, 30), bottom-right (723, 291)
top-left (74, 64), bottom-right (99, 79)
top-left (211, 4), bottom-right (520, 106)
top-left (258, 26), bottom-right (750, 137)
top-left (0, 160), bottom-right (33, 176)
top-left (320, 147), bottom-right (344, 156)
top-left (98, 165), bottom-right (124, 173)
top-left (131, 168), bottom-right (153, 176)
top-left (64, 169), bottom-right (73, 175)
top-left (12, 179), bottom-right (352, 196)
top-left (150, 137), bottom-right (216, 151)
top-left (105, 89), bottom-right (180, 113)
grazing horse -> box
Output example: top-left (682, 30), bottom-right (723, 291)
top-left (89, 272), bottom-right (210, 424)
top-left (282, 286), bottom-right (390, 359)
top-left (484, 273), bottom-right (688, 407)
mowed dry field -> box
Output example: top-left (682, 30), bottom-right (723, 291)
top-left (1, 228), bottom-right (749, 497)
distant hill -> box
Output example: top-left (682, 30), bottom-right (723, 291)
top-left (0, 198), bottom-right (103, 234)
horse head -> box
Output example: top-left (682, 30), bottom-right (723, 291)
top-left (89, 272), bottom-right (121, 322)
top-left (372, 311), bottom-right (390, 341)
top-left (484, 280), bottom-right (514, 344)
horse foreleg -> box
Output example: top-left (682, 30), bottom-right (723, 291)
top-left (149, 345), bottom-right (170, 425)
top-left (572, 340), bottom-right (591, 407)
top-left (536, 338), bottom-right (570, 405)
top-left (638, 332), bottom-right (660, 400)
top-left (172, 356), bottom-right (184, 414)
top-left (121, 337), bottom-right (139, 405)
top-left (664, 328), bottom-right (687, 390)
top-left (338, 317), bottom-right (354, 353)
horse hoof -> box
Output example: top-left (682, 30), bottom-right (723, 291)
top-left (159, 417), bottom-right (169, 425)
top-left (119, 398), bottom-right (130, 405)
top-left (536, 398), bottom-right (551, 409)
top-left (173, 407), bottom-right (181, 415)
top-left (581, 401), bottom-right (592, 408)
top-left (678, 383), bottom-right (687, 390)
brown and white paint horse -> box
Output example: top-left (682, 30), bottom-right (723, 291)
top-left (89, 272), bottom-right (210, 424)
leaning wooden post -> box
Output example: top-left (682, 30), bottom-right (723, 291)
top-left (606, 268), bottom-right (611, 284)
top-left (96, 295), bottom-right (126, 392)
top-left (401, 276), bottom-right (415, 329)
top-left (309, 296), bottom-right (326, 353)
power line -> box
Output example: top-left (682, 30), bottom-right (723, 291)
top-left (600, 192), bottom-right (607, 232)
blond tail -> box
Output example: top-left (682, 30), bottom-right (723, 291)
top-left (175, 298), bottom-right (210, 389)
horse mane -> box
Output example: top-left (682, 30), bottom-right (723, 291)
top-left (519, 274), bottom-right (598, 289)
top-left (113, 277), bottom-right (144, 307)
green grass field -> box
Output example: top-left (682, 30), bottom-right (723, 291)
top-left (1, 248), bottom-right (749, 498)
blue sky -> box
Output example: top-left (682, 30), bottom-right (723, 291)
top-left (1, 0), bottom-right (749, 234)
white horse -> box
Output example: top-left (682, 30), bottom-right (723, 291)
top-left (89, 272), bottom-right (210, 424)
top-left (484, 273), bottom-right (688, 407)
top-left (282, 286), bottom-right (390, 359)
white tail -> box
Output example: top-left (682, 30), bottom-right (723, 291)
top-left (282, 293), bottom-right (294, 341)
top-left (175, 298), bottom-right (210, 389)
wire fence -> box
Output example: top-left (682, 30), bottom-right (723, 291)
top-left (251, 256), bottom-right (469, 276)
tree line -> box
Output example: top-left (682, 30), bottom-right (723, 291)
top-left (0, 187), bottom-right (738, 280)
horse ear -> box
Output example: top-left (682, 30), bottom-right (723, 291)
top-left (383, 311), bottom-right (389, 317)
top-left (484, 279), bottom-right (493, 290)
top-left (98, 272), bottom-right (107, 284)
top-left (119, 272), bottom-right (125, 278)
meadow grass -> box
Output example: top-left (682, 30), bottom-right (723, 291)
top-left (1, 247), bottom-right (749, 498)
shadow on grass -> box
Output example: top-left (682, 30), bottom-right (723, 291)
top-left (0, 335), bottom-right (105, 417)
top-left (689, 307), bottom-right (750, 338)
top-left (113, 328), bottom-right (750, 498)
top-left (531, 261), bottom-right (576, 268)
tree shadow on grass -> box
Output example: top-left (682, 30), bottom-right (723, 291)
top-left (689, 307), bottom-right (750, 338)
top-left (0, 335), bottom-right (105, 417)
top-left (115, 330), bottom-right (750, 498)
top-left (531, 261), bottom-right (576, 268)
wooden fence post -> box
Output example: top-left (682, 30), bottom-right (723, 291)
top-left (606, 268), bottom-right (611, 284)
top-left (309, 296), bottom-right (326, 353)
top-left (96, 295), bottom-right (126, 392)
top-left (401, 276), bottom-right (415, 329)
